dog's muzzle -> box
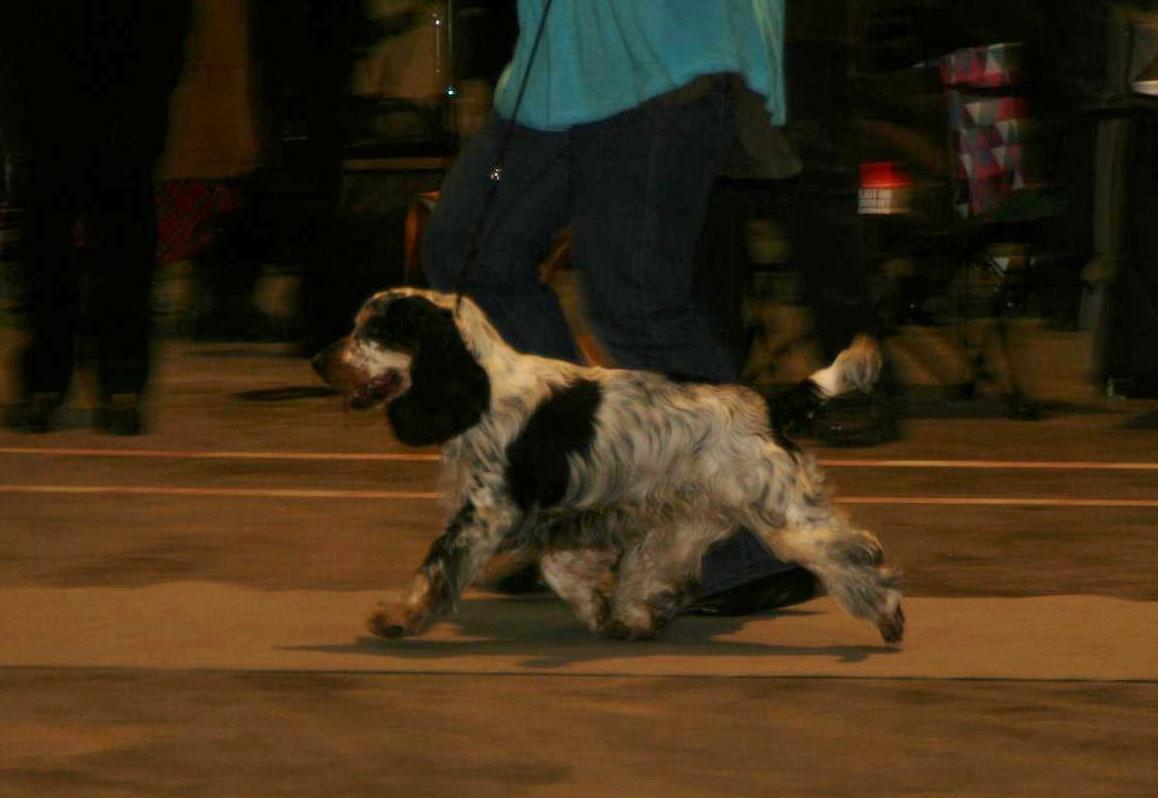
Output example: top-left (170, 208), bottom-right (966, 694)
top-left (347, 372), bottom-right (405, 409)
top-left (311, 341), bottom-right (343, 383)
top-left (313, 339), bottom-right (407, 410)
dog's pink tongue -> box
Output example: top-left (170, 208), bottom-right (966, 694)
top-left (348, 374), bottom-right (397, 409)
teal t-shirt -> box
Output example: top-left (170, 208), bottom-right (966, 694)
top-left (493, 0), bottom-right (787, 131)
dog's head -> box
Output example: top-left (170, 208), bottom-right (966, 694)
top-left (313, 290), bottom-right (491, 446)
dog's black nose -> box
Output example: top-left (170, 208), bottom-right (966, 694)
top-left (312, 343), bottom-right (338, 378)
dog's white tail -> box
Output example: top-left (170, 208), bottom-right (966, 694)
top-left (770, 335), bottom-right (883, 439)
top-left (807, 335), bottom-right (882, 399)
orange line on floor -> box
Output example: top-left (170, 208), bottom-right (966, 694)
top-left (1, 447), bottom-right (1157, 471)
top-left (0, 446), bottom-right (440, 462)
top-left (821, 459), bottom-right (1158, 471)
top-left (0, 485), bottom-right (440, 500)
top-left (838, 496), bottom-right (1158, 508)
top-left (0, 484), bottom-right (1154, 507)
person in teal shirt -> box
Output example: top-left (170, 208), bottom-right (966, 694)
top-left (492, 0), bottom-right (786, 131)
top-left (424, 0), bottom-right (814, 611)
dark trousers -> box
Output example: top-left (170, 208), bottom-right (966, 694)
top-left (424, 89), bottom-right (740, 382)
top-left (0, 0), bottom-right (189, 398)
top-left (246, 0), bottom-right (357, 353)
top-left (424, 88), bottom-right (795, 594)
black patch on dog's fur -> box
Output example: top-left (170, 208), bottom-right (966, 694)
top-left (767, 379), bottom-right (825, 451)
top-left (506, 379), bottom-right (602, 511)
top-left (363, 296), bottom-right (491, 446)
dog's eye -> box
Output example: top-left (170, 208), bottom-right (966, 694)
top-left (359, 313), bottom-right (396, 345)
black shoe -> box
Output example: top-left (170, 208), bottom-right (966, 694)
top-left (816, 390), bottom-right (901, 447)
top-left (93, 395), bottom-right (144, 436)
top-left (3, 393), bottom-right (63, 433)
top-left (685, 567), bottom-right (820, 617)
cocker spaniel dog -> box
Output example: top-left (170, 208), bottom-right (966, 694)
top-left (313, 288), bottom-right (904, 644)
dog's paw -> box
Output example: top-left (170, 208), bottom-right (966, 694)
top-left (368, 610), bottom-right (406, 639)
top-left (368, 604), bottom-right (424, 639)
top-left (877, 604), bottom-right (905, 645)
top-left (603, 616), bottom-right (659, 641)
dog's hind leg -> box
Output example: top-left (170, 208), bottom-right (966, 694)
top-left (539, 548), bottom-right (618, 634)
top-left (607, 521), bottom-right (726, 640)
top-left (752, 514), bottom-right (904, 644)
top-left (369, 500), bottom-right (510, 638)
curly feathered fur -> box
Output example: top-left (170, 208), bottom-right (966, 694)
top-left (313, 288), bottom-right (904, 644)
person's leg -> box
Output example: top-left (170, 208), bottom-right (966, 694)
top-left (569, 86), bottom-right (802, 605)
top-left (791, 165), bottom-right (903, 444)
top-left (792, 163), bottom-right (873, 361)
top-left (423, 114), bottom-right (579, 361)
top-left (787, 33), bottom-right (902, 444)
top-left (80, 0), bottom-right (190, 431)
top-left (14, 168), bottom-right (81, 401)
top-left (248, 0), bottom-right (359, 353)
top-left (84, 171), bottom-right (159, 401)
top-left (0, 2), bottom-right (82, 421)
top-left (569, 86), bottom-right (738, 382)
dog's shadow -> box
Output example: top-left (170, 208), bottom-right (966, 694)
top-left (284, 596), bottom-right (899, 669)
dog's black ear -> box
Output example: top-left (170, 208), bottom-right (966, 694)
top-left (382, 296), bottom-right (491, 446)
top-left (360, 294), bottom-right (427, 350)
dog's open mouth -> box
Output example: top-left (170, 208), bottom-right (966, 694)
top-left (346, 371), bottom-right (406, 410)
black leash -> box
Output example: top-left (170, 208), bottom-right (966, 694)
top-left (453, 0), bottom-right (555, 312)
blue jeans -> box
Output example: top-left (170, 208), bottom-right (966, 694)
top-left (424, 87), bottom-right (795, 594)
top-left (425, 88), bottom-right (740, 381)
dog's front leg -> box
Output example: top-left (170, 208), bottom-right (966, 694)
top-left (369, 500), bottom-right (508, 638)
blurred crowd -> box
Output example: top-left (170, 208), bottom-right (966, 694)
top-left (2, 0), bottom-right (1158, 439)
